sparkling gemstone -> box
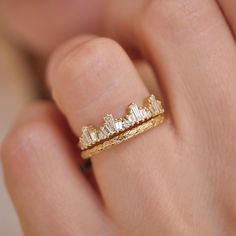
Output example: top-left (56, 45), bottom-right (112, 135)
top-left (146, 109), bottom-right (152, 119)
top-left (140, 109), bottom-right (147, 121)
top-left (141, 108), bottom-right (152, 120)
top-left (115, 120), bottom-right (123, 132)
top-left (148, 95), bottom-right (162, 115)
top-left (122, 119), bottom-right (131, 129)
top-left (127, 113), bottom-right (136, 125)
top-left (90, 131), bottom-right (98, 143)
top-left (101, 126), bottom-right (110, 137)
top-left (98, 131), bottom-right (105, 140)
top-left (129, 103), bottom-right (141, 121)
top-left (82, 127), bottom-right (92, 146)
top-left (104, 124), bottom-right (113, 133)
top-left (104, 114), bottom-right (116, 134)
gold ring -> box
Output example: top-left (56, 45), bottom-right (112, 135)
top-left (79, 95), bottom-right (165, 159)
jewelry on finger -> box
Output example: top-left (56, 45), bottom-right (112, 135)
top-left (78, 95), bottom-right (165, 159)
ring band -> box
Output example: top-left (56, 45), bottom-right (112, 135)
top-left (81, 114), bottom-right (164, 159)
top-left (79, 95), bottom-right (165, 159)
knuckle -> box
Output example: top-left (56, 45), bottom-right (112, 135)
top-left (54, 37), bottom-right (122, 81)
top-left (1, 102), bottom-right (56, 168)
top-left (50, 37), bottom-right (125, 109)
top-left (70, 37), bottom-right (124, 80)
top-left (1, 121), bottom-right (49, 171)
top-left (76, 37), bottom-right (122, 65)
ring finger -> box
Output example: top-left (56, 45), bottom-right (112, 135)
top-left (47, 36), bottom-right (173, 233)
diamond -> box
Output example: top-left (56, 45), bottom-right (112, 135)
top-left (140, 109), bottom-right (147, 121)
top-left (148, 95), bottom-right (162, 115)
top-left (115, 120), bottom-right (123, 132)
top-left (90, 131), bottom-right (98, 143)
top-left (105, 124), bottom-right (113, 133)
top-left (98, 130), bottom-right (105, 140)
top-left (101, 126), bottom-right (110, 137)
top-left (146, 109), bottom-right (152, 119)
top-left (140, 108), bottom-right (152, 120)
top-left (104, 114), bottom-right (116, 134)
top-left (82, 126), bottom-right (92, 145)
top-left (122, 119), bottom-right (131, 129)
top-left (127, 113), bottom-right (136, 125)
top-left (80, 126), bottom-right (96, 149)
top-left (129, 103), bottom-right (142, 121)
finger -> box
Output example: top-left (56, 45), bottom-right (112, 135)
top-left (1, 102), bottom-right (115, 236)
top-left (217, 0), bottom-right (236, 38)
top-left (109, 0), bottom-right (236, 132)
top-left (134, 60), bottom-right (162, 96)
top-left (48, 37), bottom-right (151, 133)
top-left (48, 36), bottom-right (172, 232)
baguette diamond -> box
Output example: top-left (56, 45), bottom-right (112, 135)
top-left (115, 119), bottom-right (123, 132)
top-left (127, 113), bottom-right (136, 125)
top-left (90, 131), bottom-right (98, 143)
top-left (122, 119), bottom-right (131, 129)
top-left (98, 130), bottom-right (105, 141)
top-left (104, 114), bottom-right (116, 134)
top-left (148, 94), bottom-right (163, 115)
top-left (129, 103), bottom-right (141, 122)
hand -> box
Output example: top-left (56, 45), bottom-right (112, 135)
top-left (2, 1), bottom-right (236, 235)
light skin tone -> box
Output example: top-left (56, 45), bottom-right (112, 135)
top-left (1, 0), bottom-right (236, 235)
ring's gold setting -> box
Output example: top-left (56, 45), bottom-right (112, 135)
top-left (79, 95), bottom-right (165, 159)
top-left (81, 114), bottom-right (164, 159)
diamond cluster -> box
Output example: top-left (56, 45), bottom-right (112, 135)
top-left (79, 95), bottom-right (164, 150)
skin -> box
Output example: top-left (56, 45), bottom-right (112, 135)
top-left (1, 0), bottom-right (236, 235)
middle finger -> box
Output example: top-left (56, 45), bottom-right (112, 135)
top-left (107, 0), bottom-right (236, 134)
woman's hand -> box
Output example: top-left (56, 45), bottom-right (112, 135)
top-left (2, 1), bottom-right (236, 235)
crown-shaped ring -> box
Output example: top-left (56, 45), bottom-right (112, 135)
top-left (79, 95), bottom-right (164, 151)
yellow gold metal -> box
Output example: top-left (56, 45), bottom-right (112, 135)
top-left (81, 114), bottom-right (164, 159)
top-left (79, 95), bottom-right (164, 151)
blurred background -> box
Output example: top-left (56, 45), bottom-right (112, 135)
top-left (0, 33), bottom-right (38, 235)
